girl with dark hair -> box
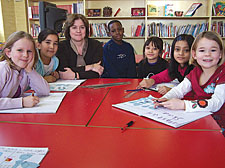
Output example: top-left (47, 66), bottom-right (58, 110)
top-left (137, 36), bottom-right (168, 78)
top-left (137, 34), bottom-right (194, 95)
top-left (36, 28), bottom-right (59, 83)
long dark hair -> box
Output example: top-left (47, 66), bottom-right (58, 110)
top-left (168, 34), bottom-right (194, 82)
top-left (38, 28), bottom-right (59, 43)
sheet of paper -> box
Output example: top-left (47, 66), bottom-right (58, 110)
top-left (0, 146), bottom-right (48, 168)
top-left (150, 79), bottom-right (179, 91)
top-left (113, 96), bottom-right (211, 128)
top-left (0, 92), bottom-right (66, 114)
top-left (49, 79), bottom-right (86, 91)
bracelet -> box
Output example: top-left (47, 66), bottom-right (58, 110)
top-left (74, 72), bottom-right (77, 80)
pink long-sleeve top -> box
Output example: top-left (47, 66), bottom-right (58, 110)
top-left (0, 60), bottom-right (50, 110)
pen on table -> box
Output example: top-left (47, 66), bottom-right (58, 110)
top-left (125, 89), bottom-right (143, 92)
top-left (121, 120), bottom-right (135, 133)
top-left (142, 87), bottom-right (157, 92)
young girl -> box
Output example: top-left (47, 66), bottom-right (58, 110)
top-left (155, 31), bottom-right (225, 135)
top-left (0, 31), bottom-right (50, 110)
top-left (35, 28), bottom-right (59, 82)
top-left (137, 34), bottom-right (195, 95)
top-left (137, 36), bottom-right (168, 78)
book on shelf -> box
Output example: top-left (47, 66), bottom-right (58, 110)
top-left (31, 6), bottom-right (39, 19)
top-left (72, 1), bottom-right (84, 14)
top-left (147, 22), bottom-right (208, 38)
top-left (134, 23), bottom-right (145, 37)
top-left (57, 5), bottom-right (72, 14)
top-left (211, 21), bottom-right (224, 37)
top-left (215, 2), bottom-right (225, 16)
top-left (184, 3), bottom-right (202, 16)
top-left (212, 4), bottom-right (217, 16)
top-left (147, 4), bottom-right (158, 16)
top-left (30, 23), bottom-right (40, 37)
top-left (28, 7), bottom-right (32, 19)
top-left (165, 4), bottom-right (173, 16)
top-left (90, 23), bottom-right (109, 37)
top-left (135, 25), bottom-right (142, 37)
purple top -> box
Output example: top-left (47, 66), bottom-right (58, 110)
top-left (0, 61), bottom-right (50, 110)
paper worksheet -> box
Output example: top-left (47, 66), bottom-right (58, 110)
top-left (0, 146), bottom-right (48, 168)
top-left (49, 79), bottom-right (86, 91)
top-left (0, 92), bottom-right (66, 114)
top-left (113, 95), bottom-right (212, 128)
top-left (150, 79), bottom-right (180, 91)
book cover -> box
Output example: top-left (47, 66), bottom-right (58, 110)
top-left (135, 25), bottom-right (142, 36)
top-left (184, 3), bottom-right (202, 16)
top-left (147, 4), bottom-right (158, 16)
top-left (28, 7), bottom-right (32, 19)
top-left (57, 5), bottom-right (72, 14)
top-left (165, 4), bottom-right (173, 16)
top-left (72, 3), bottom-right (77, 14)
top-left (215, 2), bottom-right (225, 16)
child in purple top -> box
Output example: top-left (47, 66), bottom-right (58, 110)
top-left (137, 34), bottom-right (195, 95)
top-left (0, 31), bottom-right (50, 110)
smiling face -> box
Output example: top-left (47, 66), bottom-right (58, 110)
top-left (5, 38), bottom-right (35, 71)
top-left (173, 40), bottom-right (191, 67)
top-left (38, 34), bottom-right (58, 61)
top-left (109, 22), bottom-right (124, 44)
top-left (69, 19), bottom-right (86, 42)
top-left (192, 37), bottom-right (221, 71)
top-left (145, 42), bottom-right (160, 63)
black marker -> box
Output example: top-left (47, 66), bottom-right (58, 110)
top-left (121, 120), bottom-right (135, 133)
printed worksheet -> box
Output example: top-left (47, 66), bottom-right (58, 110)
top-left (49, 79), bottom-right (86, 91)
top-left (150, 79), bottom-right (179, 91)
top-left (0, 146), bottom-right (48, 168)
top-left (0, 93), bottom-right (66, 114)
top-left (113, 95), bottom-right (211, 128)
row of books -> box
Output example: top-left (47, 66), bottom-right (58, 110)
top-left (211, 21), bottom-right (225, 37)
top-left (30, 24), bottom-right (41, 37)
top-left (88, 22), bottom-right (224, 38)
top-left (28, 2), bottom-right (84, 19)
top-left (89, 23), bottom-right (109, 37)
top-left (132, 23), bottom-right (145, 37)
top-left (147, 22), bottom-right (208, 38)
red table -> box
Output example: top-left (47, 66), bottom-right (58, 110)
top-left (83, 79), bottom-right (222, 131)
top-left (0, 79), bottom-right (110, 126)
top-left (0, 78), bottom-right (222, 130)
top-left (0, 79), bottom-right (224, 167)
top-left (0, 122), bottom-right (225, 168)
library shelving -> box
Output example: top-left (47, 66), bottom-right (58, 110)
top-left (26, 0), bottom-right (225, 55)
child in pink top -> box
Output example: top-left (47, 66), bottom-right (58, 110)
top-left (0, 31), bottom-right (50, 110)
top-left (138, 34), bottom-right (194, 95)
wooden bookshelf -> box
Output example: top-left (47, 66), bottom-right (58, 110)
top-left (25, 0), bottom-right (225, 54)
